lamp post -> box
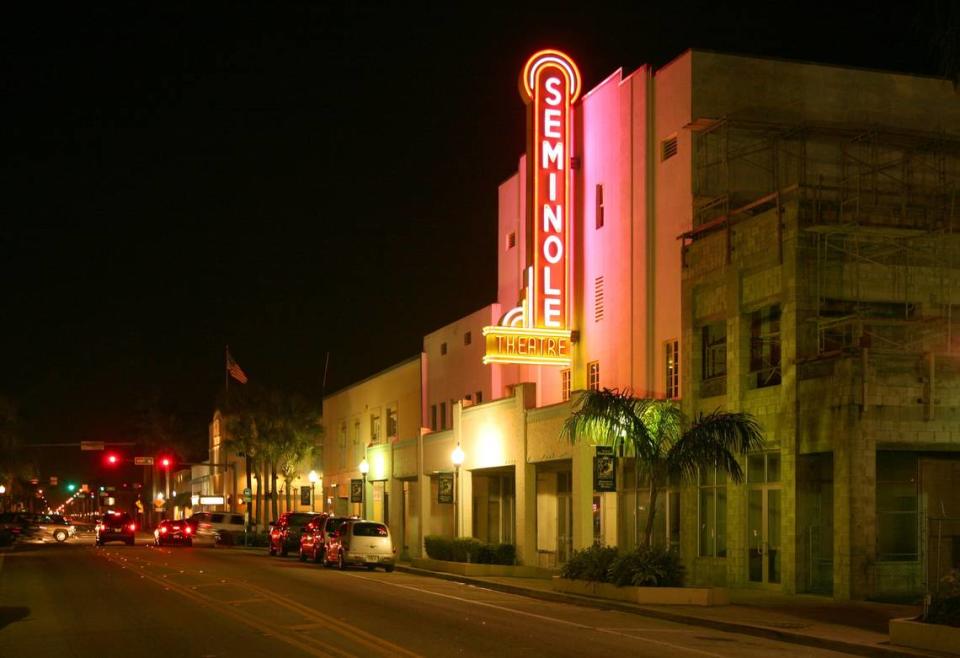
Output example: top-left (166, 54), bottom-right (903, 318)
top-left (451, 443), bottom-right (464, 538)
top-left (308, 470), bottom-right (319, 512)
top-left (358, 458), bottom-right (369, 518)
top-left (0, 484), bottom-right (5, 513)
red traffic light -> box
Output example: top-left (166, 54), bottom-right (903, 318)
top-left (159, 457), bottom-right (172, 469)
top-left (105, 453), bottom-right (120, 466)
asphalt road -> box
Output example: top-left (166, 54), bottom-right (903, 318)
top-left (0, 539), bottom-right (855, 658)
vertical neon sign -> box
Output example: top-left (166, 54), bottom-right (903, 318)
top-left (521, 50), bottom-right (581, 329)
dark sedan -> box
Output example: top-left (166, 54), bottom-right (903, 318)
top-left (96, 511), bottom-right (136, 546)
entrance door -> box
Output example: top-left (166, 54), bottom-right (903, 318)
top-left (557, 471), bottom-right (573, 564)
top-left (747, 453), bottom-right (782, 586)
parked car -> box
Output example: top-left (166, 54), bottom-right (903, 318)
top-left (268, 512), bottom-right (319, 557)
top-left (154, 519), bottom-right (193, 546)
top-left (0, 512), bottom-right (33, 542)
top-left (188, 511), bottom-right (246, 545)
top-left (30, 513), bottom-right (77, 543)
top-left (298, 514), bottom-right (350, 563)
top-left (96, 511), bottom-right (136, 546)
top-left (323, 519), bottom-right (396, 571)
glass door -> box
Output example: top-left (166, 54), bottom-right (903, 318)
top-left (748, 453), bottom-right (782, 586)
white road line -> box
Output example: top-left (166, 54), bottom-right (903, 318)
top-left (341, 572), bottom-right (726, 658)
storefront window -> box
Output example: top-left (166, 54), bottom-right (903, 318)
top-left (877, 452), bottom-right (918, 561)
top-left (699, 467), bottom-right (727, 557)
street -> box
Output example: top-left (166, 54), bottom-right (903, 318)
top-left (0, 541), bottom-right (855, 658)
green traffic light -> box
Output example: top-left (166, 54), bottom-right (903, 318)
top-left (66, 483), bottom-right (76, 492)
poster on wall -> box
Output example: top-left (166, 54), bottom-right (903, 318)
top-left (594, 446), bottom-right (616, 492)
top-left (350, 479), bottom-right (363, 503)
top-left (437, 475), bottom-right (454, 504)
top-left (300, 486), bottom-right (311, 506)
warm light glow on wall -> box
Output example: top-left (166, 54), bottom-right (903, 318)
top-left (475, 424), bottom-right (507, 468)
top-left (372, 452), bottom-right (387, 481)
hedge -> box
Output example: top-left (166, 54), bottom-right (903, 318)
top-left (424, 535), bottom-right (516, 565)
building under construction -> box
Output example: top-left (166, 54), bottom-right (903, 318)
top-left (681, 71), bottom-right (960, 599)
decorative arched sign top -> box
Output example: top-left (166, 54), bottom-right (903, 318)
top-left (520, 49), bottom-right (582, 105)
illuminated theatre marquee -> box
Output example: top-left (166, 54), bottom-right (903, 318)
top-left (484, 49), bottom-right (581, 367)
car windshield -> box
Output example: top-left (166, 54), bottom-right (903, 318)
top-left (324, 517), bottom-right (345, 532)
top-left (104, 513), bottom-right (131, 524)
top-left (353, 523), bottom-right (388, 537)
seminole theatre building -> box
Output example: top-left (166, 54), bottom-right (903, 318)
top-left (319, 49), bottom-right (960, 600)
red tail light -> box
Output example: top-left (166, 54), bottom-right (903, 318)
top-left (128, 523), bottom-right (136, 531)
top-left (159, 526), bottom-right (168, 534)
top-left (185, 526), bottom-right (192, 534)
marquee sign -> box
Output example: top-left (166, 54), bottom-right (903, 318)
top-left (484, 49), bottom-right (580, 367)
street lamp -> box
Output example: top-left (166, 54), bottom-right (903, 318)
top-left (451, 443), bottom-right (464, 538)
top-left (308, 470), bottom-right (319, 512)
top-left (358, 458), bottom-right (369, 517)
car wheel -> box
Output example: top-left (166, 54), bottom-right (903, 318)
top-left (366, 564), bottom-right (376, 571)
top-left (126, 539), bottom-right (134, 546)
top-left (186, 539), bottom-right (192, 547)
top-left (298, 548), bottom-right (306, 562)
top-left (337, 551), bottom-right (346, 570)
top-left (53, 530), bottom-right (68, 543)
top-left (385, 565), bottom-right (395, 573)
top-left (268, 543), bottom-right (276, 556)
top-left (280, 543), bottom-right (288, 557)
top-left (312, 546), bottom-right (322, 564)
top-left (95, 540), bottom-right (103, 547)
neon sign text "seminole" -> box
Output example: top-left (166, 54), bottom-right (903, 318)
top-left (522, 50), bottom-right (581, 329)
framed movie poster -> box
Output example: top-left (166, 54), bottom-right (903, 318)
top-left (350, 478), bottom-right (363, 503)
top-left (300, 486), bottom-right (312, 506)
top-left (594, 445), bottom-right (616, 492)
top-left (437, 475), bottom-right (454, 504)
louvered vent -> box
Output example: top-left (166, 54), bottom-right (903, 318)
top-left (594, 275), bottom-right (605, 322)
top-left (661, 136), bottom-right (678, 161)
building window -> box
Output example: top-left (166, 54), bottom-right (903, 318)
top-left (594, 276), bottom-right (604, 322)
top-left (749, 304), bottom-right (781, 388)
top-left (475, 390), bottom-right (483, 404)
top-left (465, 393), bottom-right (472, 402)
top-left (665, 340), bottom-right (679, 399)
top-left (440, 342), bottom-right (447, 356)
top-left (587, 361), bottom-right (600, 391)
top-left (464, 331), bottom-right (472, 346)
top-left (877, 452), bottom-right (918, 561)
top-left (701, 322), bottom-right (727, 381)
top-left (661, 135), bottom-right (678, 161)
top-left (370, 414), bottom-right (381, 445)
top-left (439, 402), bottom-right (447, 431)
top-left (338, 422), bottom-right (347, 467)
top-left (561, 368), bottom-right (571, 401)
top-left (506, 231), bottom-right (516, 250)
top-left (386, 406), bottom-right (398, 440)
top-left (698, 467), bottom-right (727, 557)
top-left (353, 420), bottom-right (362, 465)
top-left (430, 405), bottom-right (437, 431)
top-left (595, 183), bottom-right (604, 229)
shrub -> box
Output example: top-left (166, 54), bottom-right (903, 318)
top-left (607, 545), bottom-right (684, 587)
top-left (425, 535), bottom-right (453, 561)
top-left (925, 569), bottom-right (960, 627)
top-left (424, 535), bottom-right (516, 564)
top-left (561, 544), bottom-right (619, 582)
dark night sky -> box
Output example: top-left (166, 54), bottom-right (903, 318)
top-left (1, 2), bottom-right (953, 487)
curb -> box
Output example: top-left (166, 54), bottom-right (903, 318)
top-left (394, 565), bottom-right (929, 658)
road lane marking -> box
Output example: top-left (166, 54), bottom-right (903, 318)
top-left (95, 549), bottom-right (421, 658)
top-left (340, 572), bottom-right (726, 658)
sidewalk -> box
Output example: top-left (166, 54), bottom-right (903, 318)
top-left (395, 564), bottom-right (940, 658)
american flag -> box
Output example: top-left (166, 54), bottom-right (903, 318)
top-left (226, 348), bottom-right (248, 384)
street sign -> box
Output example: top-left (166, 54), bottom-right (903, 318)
top-left (80, 441), bottom-right (105, 451)
top-left (30, 478), bottom-right (39, 485)
top-left (134, 456), bottom-right (154, 466)
top-left (242, 487), bottom-right (252, 503)
top-left (49, 476), bottom-right (58, 486)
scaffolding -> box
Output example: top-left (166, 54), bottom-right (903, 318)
top-left (684, 118), bottom-right (960, 357)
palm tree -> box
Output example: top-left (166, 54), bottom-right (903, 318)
top-left (562, 389), bottom-right (764, 547)
top-left (274, 394), bottom-right (323, 512)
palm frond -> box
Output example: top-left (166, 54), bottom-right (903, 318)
top-left (667, 410), bottom-right (765, 483)
top-left (561, 388), bottom-right (653, 458)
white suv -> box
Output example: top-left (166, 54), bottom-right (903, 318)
top-left (189, 512), bottom-right (246, 545)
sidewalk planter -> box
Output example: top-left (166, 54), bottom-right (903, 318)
top-left (412, 557), bottom-right (554, 579)
top-left (889, 617), bottom-right (960, 655)
top-left (553, 578), bottom-right (729, 606)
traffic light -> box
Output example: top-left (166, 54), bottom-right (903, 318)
top-left (159, 456), bottom-right (172, 469)
top-left (66, 483), bottom-right (76, 492)
top-left (105, 452), bottom-right (120, 466)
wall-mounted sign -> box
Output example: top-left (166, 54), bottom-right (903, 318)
top-left (134, 456), bottom-right (154, 466)
top-left (483, 49), bottom-right (580, 367)
top-left (350, 479), bottom-right (363, 503)
top-left (593, 445), bottom-right (616, 492)
top-left (300, 486), bottom-right (312, 506)
top-left (437, 475), bottom-right (454, 504)
top-left (199, 495), bottom-right (225, 505)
